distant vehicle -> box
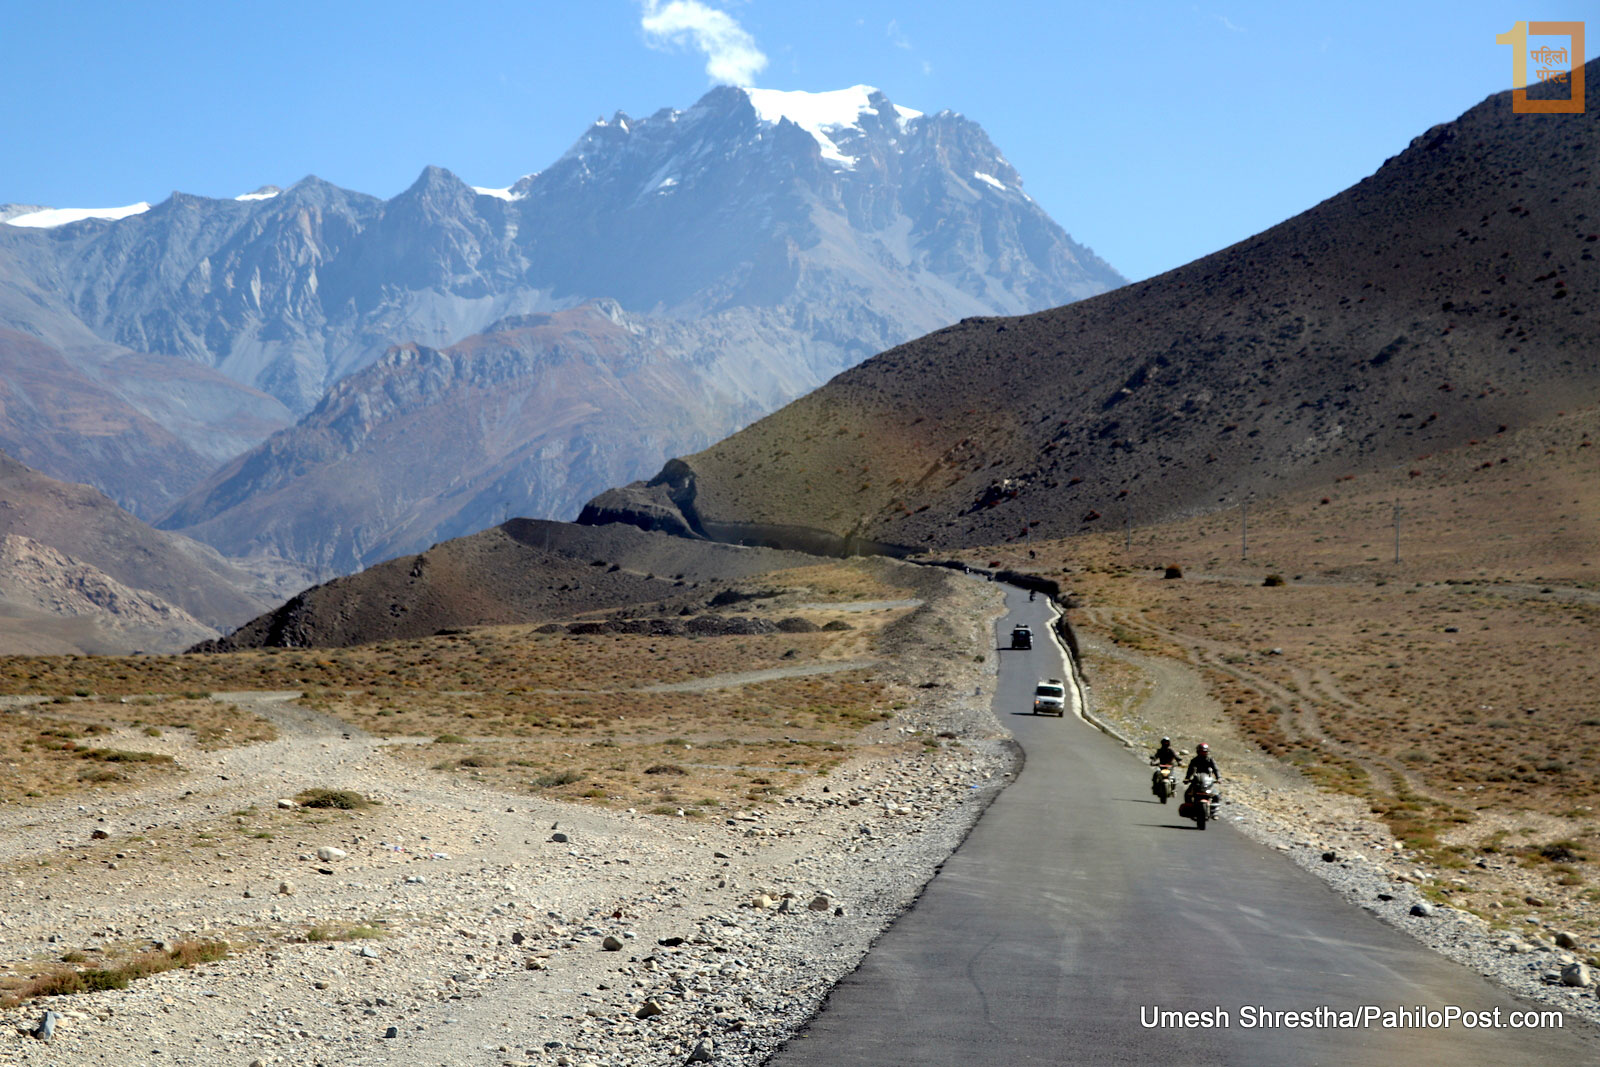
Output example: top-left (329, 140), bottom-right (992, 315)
top-left (1032, 679), bottom-right (1066, 716)
top-left (1010, 624), bottom-right (1032, 650)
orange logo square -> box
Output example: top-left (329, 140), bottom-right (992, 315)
top-left (1496, 20), bottom-right (1585, 113)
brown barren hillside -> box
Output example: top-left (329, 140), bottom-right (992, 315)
top-left (584, 60), bottom-right (1599, 554)
top-left (0, 535), bottom-right (214, 654)
top-left (198, 518), bottom-right (824, 650)
top-left (0, 450), bottom-right (290, 640)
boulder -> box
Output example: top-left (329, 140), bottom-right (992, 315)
top-left (31, 1011), bottom-right (59, 1041)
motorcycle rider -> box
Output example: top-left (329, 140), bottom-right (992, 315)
top-left (1150, 736), bottom-right (1180, 794)
top-left (1184, 742), bottom-right (1221, 803)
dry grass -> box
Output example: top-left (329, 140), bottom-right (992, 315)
top-left (388, 669), bottom-right (888, 811)
top-left (305, 923), bottom-right (385, 942)
top-left (276, 566), bottom-right (908, 810)
top-left (0, 697), bottom-right (277, 804)
top-left (0, 940), bottom-right (229, 1007)
top-left (0, 622), bottom-right (867, 699)
top-left (0, 560), bottom-right (903, 815)
top-left (45, 694), bottom-right (275, 748)
top-left (0, 714), bottom-right (174, 801)
top-left (321, 651), bottom-right (884, 734)
top-left (764, 562), bottom-right (915, 602)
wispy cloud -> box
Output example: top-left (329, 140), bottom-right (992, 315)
top-left (887, 19), bottom-right (913, 51)
top-left (640, 1), bottom-right (768, 86)
top-left (1212, 13), bottom-right (1246, 33)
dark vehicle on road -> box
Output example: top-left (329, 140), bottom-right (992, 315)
top-left (1179, 773), bottom-right (1220, 829)
top-left (1010, 624), bottom-right (1032, 649)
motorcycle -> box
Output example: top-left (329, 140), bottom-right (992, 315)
top-left (1149, 761), bottom-right (1176, 804)
top-left (1178, 772), bottom-right (1220, 830)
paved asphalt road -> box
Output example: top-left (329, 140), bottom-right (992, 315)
top-left (768, 586), bottom-right (1600, 1065)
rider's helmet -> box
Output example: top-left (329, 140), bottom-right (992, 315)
top-left (1161, 737), bottom-right (1171, 746)
top-left (1197, 742), bottom-right (1210, 754)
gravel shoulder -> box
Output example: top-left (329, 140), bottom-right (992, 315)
top-left (0, 569), bottom-right (1014, 1066)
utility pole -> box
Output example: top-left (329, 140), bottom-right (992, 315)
top-left (1393, 495), bottom-right (1401, 564)
top-left (1241, 497), bottom-right (1249, 561)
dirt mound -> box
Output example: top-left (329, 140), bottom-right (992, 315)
top-left (585, 62), bottom-right (1600, 554)
top-left (196, 520), bottom-right (819, 651)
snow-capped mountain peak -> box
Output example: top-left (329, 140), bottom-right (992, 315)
top-left (234, 186), bottom-right (282, 202)
top-left (742, 85), bottom-right (920, 168)
top-left (471, 185), bottom-right (522, 201)
top-left (3, 201), bottom-right (152, 228)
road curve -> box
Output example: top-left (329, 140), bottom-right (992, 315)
top-left (767, 586), bottom-right (1600, 1065)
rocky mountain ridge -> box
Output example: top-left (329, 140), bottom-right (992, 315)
top-left (2, 85), bottom-right (1120, 567)
top-left (158, 303), bottom-right (794, 572)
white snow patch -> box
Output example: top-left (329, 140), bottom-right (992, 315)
top-left (3, 202), bottom-right (151, 228)
top-left (742, 86), bottom-right (921, 169)
top-left (234, 187), bottom-right (281, 202)
top-left (656, 177), bottom-right (679, 190)
top-left (972, 171), bottom-right (1007, 191)
top-left (472, 186), bottom-right (520, 201)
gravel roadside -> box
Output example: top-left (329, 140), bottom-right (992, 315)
top-left (0, 570), bottom-right (1016, 1067)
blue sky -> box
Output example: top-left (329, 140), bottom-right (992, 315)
top-left (2, 1), bottom-right (1592, 281)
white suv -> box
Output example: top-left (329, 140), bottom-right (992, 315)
top-left (1032, 679), bottom-right (1066, 717)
